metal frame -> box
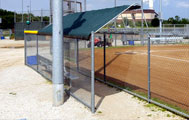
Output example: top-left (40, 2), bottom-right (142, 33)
top-left (91, 31), bottom-right (95, 113)
top-left (103, 33), bottom-right (106, 82)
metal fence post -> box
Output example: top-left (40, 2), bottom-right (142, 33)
top-left (103, 33), bottom-right (106, 82)
top-left (36, 35), bottom-right (39, 71)
top-left (52, 0), bottom-right (64, 106)
top-left (75, 39), bottom-right (79, 71)
top-left (24, 33), bottom-right (27, 65)
top-left (148, 35), bottom-right (151, 103)
top-left (91, 31), bottom-right (95, 113)
top-left (14, 11), bottom-right (16, 23)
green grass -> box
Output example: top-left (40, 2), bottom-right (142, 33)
top-left (9, 92), bottom-right (17, 95)
top-left (167, 114), bottom-right (171, 117)
top-left (97, 111), bottom-right (102, 114)
top-left (147, 114), bottom-right (152, 117)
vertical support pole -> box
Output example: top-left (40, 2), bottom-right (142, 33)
top-left (91, 31), bottom-right (95, 113)
top-left (24, 33), bottom-right (27, 65)
top-left (114, 0), bottom-right (117, 47)
top-left (159, 0), bottom-right (162, 36)
top-left (52, 0), bottom-right (64, 106)
top-left (148, 35), bottom-right (151, 103)
top-left (22, 0), bottom-right (24, 23)
top-left (14, 11), bottom-right (16, 23)
top-left (141, 0), bottom-right (144, 45)
top-left (103, 33), bottom-right (106, 82)
top-left (41, 9), bottom-right (43, 22)
top-left (76, 39), bottom-right (79, 71)
top-left (84, 0), bottom-right (86, 11)
top-left (30, 0), bottom-right (31, 22)
top-left (74, 0), bottom-right (77, 12)
top-left (36, 35), bottom-right (39, 71)
top-left (50, 0), bottom-right (53, 24)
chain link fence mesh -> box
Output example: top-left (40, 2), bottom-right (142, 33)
top-left (25, 28), bottom-right (189, 117)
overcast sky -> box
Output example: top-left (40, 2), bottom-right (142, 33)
top-left (0, 0), bottom-right (188, 19)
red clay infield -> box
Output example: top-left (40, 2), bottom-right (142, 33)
top-left (79, 44), bottom-right (189, 112)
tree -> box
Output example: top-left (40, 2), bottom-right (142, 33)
top-left (163, 16), bottom-right (189, 24)
top-left (175, 15), bottom-right (180, 23)
top-left (151, 17), bottom-right (159, 27)
top-left (0, 9), bottom-right (14, 29)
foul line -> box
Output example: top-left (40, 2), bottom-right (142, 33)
top-left (120, 50), bottom-right (189, 63)
top-left (149, 54), bottom-right (189, 63)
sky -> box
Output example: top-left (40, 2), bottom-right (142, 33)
top-left (0, 0), bottom-right (188, 20)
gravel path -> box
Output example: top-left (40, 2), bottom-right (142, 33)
top-left (0, 40), bottom-right (186, 120)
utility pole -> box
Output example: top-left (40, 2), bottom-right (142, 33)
top-left (52, 0), bottom-right (64, 106)
top-left (159, 0), bottom-right (162, 35)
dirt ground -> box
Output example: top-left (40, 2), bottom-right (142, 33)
top-left (91, 45), bottom-right (189, 111)
top-left (0, 40), bottom-right (186, 119)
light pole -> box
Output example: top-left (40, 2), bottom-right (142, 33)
top-left (74, 0), bottom-right (77, 12)
top-left (29, 0), bottom-right (31, 22)
top-left (84, 0), bottom-right (86, 11)
top-left (50, 0), bottom-right (53, 23)
top-left (114, 0), bottom-right (117, 7)
top-left (22, 0), bottom-right (24, 22)
top-left (52, 0), bottom-right (64, 106)
top-left (159, 0), bottom-right (162, 35)
top-left (114, 0), bottom-right (117, 46)
top-left (27, 5), bottom-right (30, 21)
top-left (0, 0), bottom-right (1, 9)
top-left (141, 0), bottom-right (144, 45)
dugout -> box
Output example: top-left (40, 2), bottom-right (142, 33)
top-left (24, 4), bottom-right (189, 118)
top-left (24, 4), bottom-right (145, 113)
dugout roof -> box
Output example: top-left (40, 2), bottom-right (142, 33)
top-left (38, 4), bottom-right (140, 40)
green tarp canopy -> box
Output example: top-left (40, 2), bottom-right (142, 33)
top-left (38, 5), bottom-right (140, 40)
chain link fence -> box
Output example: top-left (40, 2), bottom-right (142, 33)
top-left (25, 33), bottom-right (93, 110)
top-left (94, 31), bottom-right (189, 118)
top-left (24, 28), bottom-right (189, 118)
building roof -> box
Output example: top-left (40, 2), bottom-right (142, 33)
top-left (124, 9), bottom-right (157, 15)
top-left (38, 4), bottom-right (140, 40)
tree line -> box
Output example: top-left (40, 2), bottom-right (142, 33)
top-left (0, 9), bottom-right (14, 29)
top-left (0, 8), bottom-right (189, 29)
top-left (0, 9), bottom-right (49, 29)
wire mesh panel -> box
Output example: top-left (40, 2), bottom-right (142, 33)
top-left (25, 34), bottom-right (38, 70)
top-left (150, 34), bottom-right (189, 114)
top-left (15, 22), bottom-right (49, 40)
top-left (65, 38), bottom-right (92, 107)
top-left (109, 33), bottom-right (148, 96)
top-left (38, 35), bottom-right (52, 80)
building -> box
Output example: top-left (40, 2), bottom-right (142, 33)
top-left (117, 9), bottom-right (158, 23)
